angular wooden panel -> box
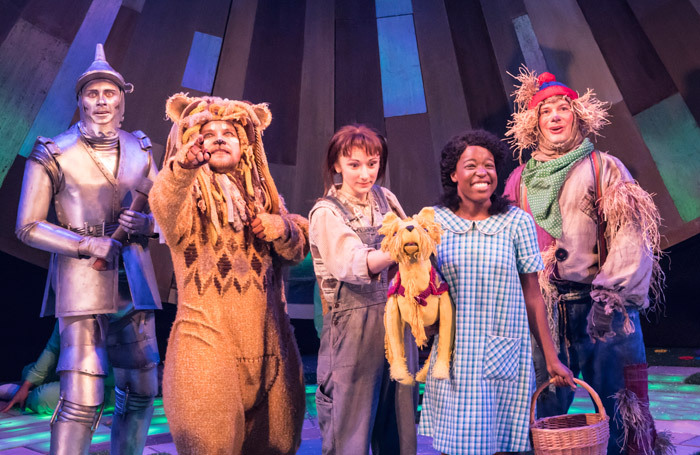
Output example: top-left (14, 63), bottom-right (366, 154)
top-left (385, 114), bottom-right (441, 216)
top-left (17, 0), bottom-right (122, 158)
top-left (692, 0), bottom-right (700, 14)
top-left (376, 15), bottom-right (426, 117)
top-left (213, 0), bottom-right (258, 99)
top-left (21, 0), bottom-right (91, 44)
top-left (117, 0), bottom-right (230, 145)
top-left (634, 94), bottom-right (700, 224)
top-left (0, 19), bottom-right (67, 184)
top-left (627, 0), bottom-right (700, 126)
top-left (181, 32), bottom-right (223, 93)
top-left (0, 0), bottom-right (27, 46)
top-left (444, 0), bottom-right (511, 138)
top-left (335, 0), bottom-right (385, 133)
top-left (292, 0), bottom-right (334, 215)
top-left (103, 5), bottom-right (141, 73)
top-left (479, 0), bottom-right (528, 111)
top-left (376, 0), bottom-right (412, 17)
top-left (513, 15), bottom-right (547, 74)
top-left (577, 0), bottom-right (676, 115)
top-left (413, 0), bottom-right (471, 165)
top-left (243, 0), bottom-right (306, 166)
top-left (523, 0), bottom-right (623, 105)
top-left (591, 101), bottom-right (683, 245)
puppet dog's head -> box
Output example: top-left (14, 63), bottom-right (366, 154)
top-left (379, 207), bottom-right (442, 264)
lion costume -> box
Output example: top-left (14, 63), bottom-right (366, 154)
top-left (150, 94), bottom-right (308, 454)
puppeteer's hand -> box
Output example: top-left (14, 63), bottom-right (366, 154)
top-left (179, 136), bottom-right (210, 169)
top-left (0, 380), bottom-right (32, 413)
top-left (119, 210), bottom-right (152, 235)
top-left (250, 213), bottom-right (288, 242)
top-left (78, 236), bottom-right (122, 263)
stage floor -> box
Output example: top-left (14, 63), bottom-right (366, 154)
top-left (1, 365), bottom-right (698, 454)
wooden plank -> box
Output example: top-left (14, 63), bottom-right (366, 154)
top-left (444, 0), bottom-right (511, 138)
top-left (0, 19), bottom-right (68, 184)
top-left (20, 0), bottom-right (91, 44)
top-left (292, 0), bottom-right (334, 215)
top-left (335, 0), bottom-right (385, 133)
top-left (634, 94), bottom-right (700, 224)
top-left (591, 101), bottom-right (683, 246)
top-left (576, 0), bottom-right (676, 115)
top-left (212, 0), bottom-right (258, 100)
top-left (479, 0), bottom-right (527, 109)
top-left (117, 0), bottom-right (230, 145)
top-left (103, 5), bottom-right (141, 73)
top-left (0, 0), bottom-right (27, 46)
top-left (385, 114), bottom-right (441, 216)
top-left (181, 31), bottom-right (223, 93)
top-left (243, 0), bottom-right (306, 166)
top-left (376, 0), bottom-right (412, 17)
top-left (17, 0), bottom-right (122, 158)
top-left (692, 0), bottom-right (700, 14)
top-left (627, 0), bottom-right (700, 126)
top-left (512, 15), bottom-right (547, 75)
top-left (269, 162), bottom-right (296, 215)
top-left (412, 0), bottom-right (470, 166)
top-left (376, 15), bottom-right (426, 117)
top-left (522, 0), bottom-right (623, 105)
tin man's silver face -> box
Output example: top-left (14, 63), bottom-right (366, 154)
top-left (79, 79), bottom-right (124, 138)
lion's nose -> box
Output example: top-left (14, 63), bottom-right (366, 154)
top-left (406, 225), bottom-right (414, 232)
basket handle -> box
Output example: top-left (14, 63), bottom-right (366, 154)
top-left (529, 377), bottom-right (607, 424)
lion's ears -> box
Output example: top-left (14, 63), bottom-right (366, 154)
top-left (251, 103), bottom-right (271, 130)
top-left (165, 92), bottom-right (198, 123)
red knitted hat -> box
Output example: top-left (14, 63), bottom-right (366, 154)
top-left (527, 72), bottom-right (578, 109)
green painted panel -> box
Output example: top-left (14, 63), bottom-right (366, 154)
top-left (634, 93), bottom-right (700, 222)
top-left (0, 19), bottom-right (67, 188)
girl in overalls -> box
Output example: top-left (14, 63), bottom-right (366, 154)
top-left (309, 124), bottom-right (418, 455)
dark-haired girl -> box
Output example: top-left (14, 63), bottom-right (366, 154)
top-left (418, 130), bottom-right (573, 455)
top-left (309, 124), bottom-right (417, 455)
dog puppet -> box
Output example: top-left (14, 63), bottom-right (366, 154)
top-left (379, 207), bottom-right (455, 385)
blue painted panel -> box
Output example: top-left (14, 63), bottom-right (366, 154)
top-left (181, 31), bottom-right (222, 93)
top-left (377, 15), bottom-right (426, 117)
top-left (634, 93), bottom-right (700, 222)
top-left (375, 0), bottom-right (412, 18)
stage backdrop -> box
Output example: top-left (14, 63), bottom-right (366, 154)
top-left (0, 0), bottom-right (698, 364)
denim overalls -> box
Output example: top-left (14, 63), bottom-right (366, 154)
top-left (313, 187), bottom-right (417, 455)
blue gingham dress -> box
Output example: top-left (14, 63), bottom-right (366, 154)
top-left (418, 205), bottom-right (544, 455)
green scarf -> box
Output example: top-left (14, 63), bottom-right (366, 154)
top-left (522, 138), bottom-right (594, 238)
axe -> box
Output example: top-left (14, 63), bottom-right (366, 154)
top-left (92, 178), bottom-right (153, 271)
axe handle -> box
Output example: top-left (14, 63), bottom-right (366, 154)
top-left (92, 189), bottom-right (150, 271)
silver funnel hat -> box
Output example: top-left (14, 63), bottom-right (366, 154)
top-left (75, 44), bottom-right (134, 95)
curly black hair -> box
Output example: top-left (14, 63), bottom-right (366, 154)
top-left (438, 129), bottom-right (512, 214)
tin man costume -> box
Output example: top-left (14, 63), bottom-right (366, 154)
top-left (15, 44), bottom-right (161, 455)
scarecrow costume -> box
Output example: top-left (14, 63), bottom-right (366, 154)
top-left (503, 69), bottom-right (670, 455)
top-left (150, 94), bottom-right (308, 455)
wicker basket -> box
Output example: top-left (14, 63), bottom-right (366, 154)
top-left (530, 378), bottom-right (610, 455)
